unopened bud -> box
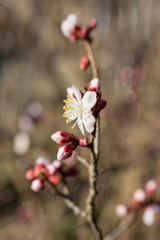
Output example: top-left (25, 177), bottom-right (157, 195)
top-left (25, 169), bottom-right (36, 180)
top-left (142, 204), bottom-right (160, 226)
top-left (89, 19), bottom-right (97, 29)
top-left (115, 204), bottom-right (129, 218)
top-left (79, 55), bottom-right (90, 70)
top-left (57, 144), bottom-right (76, 161)
top-left (30, 179), bottom-right (44, 192)
top-left (79, 137), bottom-right (88, 147)
top-left (34, 163), bottom-right (46, 177)
top-left (133, 189), bottom-right (146, 206)
top-left (69, 33), bottom-right (78, 42)
top-left (52, 160), bottom-right (63, 171)
top-left (145, 180), bottom-right (157, 197)
top-left (81, 28), bottom-right (88, 38)
top-left (48, 175), bottom-right (61, 185)
top-left (97, 98), bottom-right (107, 111)
top-left (51, 131), bottom-right (76, 144)
top-left (88, 78), bottom-right (100, 92)
top-left (46, 163), bottom-right (56, 175)
top-left (63, 151), bottom-right (76, 166)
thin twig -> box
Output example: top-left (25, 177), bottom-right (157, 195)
top-left (47, 179), bottom-right (87, 218)
top-left (103, 213), bottom-right (136, 240)
top-left (84, 40), bottom-right (98, 79)
top-left (77, 155), bottom-right (90, 168)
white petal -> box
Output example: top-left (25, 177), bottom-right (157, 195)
top-left (67, 14), bottom-right (79, 25)
top-left (77, 117), bottom-right (85, 135)
top-left (82, 91), bottom-right (97, 112)
top-left (83, 113), bottom-right (96, 133)
top-left (61, 20), bottom-right (71, 38)
top-left (72, 85), bottom-right (82, 102)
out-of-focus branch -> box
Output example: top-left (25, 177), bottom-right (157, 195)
top-left (103, 213), bottom-right (137, 240)
top-left (47, 179), bottom-right (87, 218)
top-left (84, 40), bottom-right (98, 79)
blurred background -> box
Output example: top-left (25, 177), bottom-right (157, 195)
top-left (0, 0), bottom-right (160, 239)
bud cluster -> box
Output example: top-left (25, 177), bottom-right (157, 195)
top-left (115, 179), bottom-right (160, 227)
top-left (61, 14), bottom-right (97, 43)
top-left (51, 131), bottom-right (79, 160)
top-left (25, 157), bottom-right (62, 192)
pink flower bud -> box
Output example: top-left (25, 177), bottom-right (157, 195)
top-left (57, 144), bottom-right (76, 161)
top-left (133, 189), bottom-right (146, 206)
top-left (46, 163), bottom-right (56, 175)
top-left (79, 55), bottom-right (90, 70)
top-left (81, 28), bottom-right (88, 38)
top-left (52, 160), bottom-right (63, 171)
top-left (79, 137), bottom-right (88, 147)
top-left (89, 19), bottom-right (97, 29)
top-left (34, 163), bottom-right (46, 177)
top-left (69, 33), bottom-right (79, 42)
top-left (63, 151), bottom-right (76, 166)
top-left (30, 179), bottom-right (44, 192)
top-left (115, 204), bottom-right (129, 218)
top-left (25, 169), bottom-right (36, 180)
top-left (88, 78), bottom-right (100, 92)
top-left (51, 131), bottom-right (76, 144)
top-left (145, 180), bottom-right (157, 197)
top-left (142, 204), bottom-right (160, 226)
top-left (48, 175), bottom-right (61, 185)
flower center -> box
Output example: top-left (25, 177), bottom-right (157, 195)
top-left (62, 95), bottom-right (83, 129)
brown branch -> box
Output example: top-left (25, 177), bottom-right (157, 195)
top-left (85, 119), bottom-right (103, 240)
top-left (84, 40), bottom-right (98, 79)
top-left (83, 39), bottom-right (102, 240)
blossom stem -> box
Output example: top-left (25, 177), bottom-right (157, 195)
top-left (84, 40), bottom-right (98, 79)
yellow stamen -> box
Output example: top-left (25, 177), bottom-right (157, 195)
top-left (72, 123), bottom-right (76, 129)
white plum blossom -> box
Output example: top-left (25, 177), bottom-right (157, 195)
top-left (142, 204), bottom-right (160, 226)
top-left (13, 132), bottom-right (30, 156)
top-left (61, 14), bottom-right (80, 38)
top-left (63, 85), bottom-right (97, 135)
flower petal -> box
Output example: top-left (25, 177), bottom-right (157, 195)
top-left (83, 113), bottom-right (96, 133)
top-left (77, 117), bottom-right (85, 135)
top-left (82, 91), bottom-right (97, 112)
top-left (72, 85), bottom-right (82, 102)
